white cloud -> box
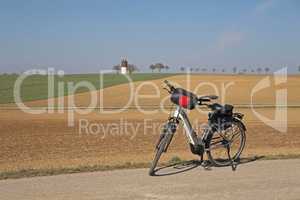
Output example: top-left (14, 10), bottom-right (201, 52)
top-left (254, 0), bottom-right (278, 14)
top-left (216, 31), bottom-right (244, 50)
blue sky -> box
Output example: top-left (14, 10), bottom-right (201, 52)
top-left (0, 0), bottom-right (299, 73)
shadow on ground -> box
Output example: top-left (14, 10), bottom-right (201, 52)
top-left (153, 155), bottom-right (264, 176)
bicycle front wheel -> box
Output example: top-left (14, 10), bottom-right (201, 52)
top-left (149, 135), bottom-right (168, 176)
top-left (149, 123), bottom-right (175, 176)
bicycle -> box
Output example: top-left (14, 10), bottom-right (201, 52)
top-left (149, 80), bottom-right (246, 176)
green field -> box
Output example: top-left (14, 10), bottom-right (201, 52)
top-left (0, 73), bottom-right (176, 104)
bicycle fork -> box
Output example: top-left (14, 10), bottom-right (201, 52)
top-left (155, 119), bottom-right (177, 152)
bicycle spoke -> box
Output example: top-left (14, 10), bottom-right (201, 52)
top-left (208, 121), bottom-right (246, 167)
top-left (210, 141), bottom-right (226, 150)
top-left (230, 133), bottom-right (241, 143)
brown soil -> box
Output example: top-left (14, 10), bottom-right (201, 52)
top-left (0, 75), bottom-right (300, 173)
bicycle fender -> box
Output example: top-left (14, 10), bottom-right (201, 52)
top-left (233, 118), bottom-right (246, 131)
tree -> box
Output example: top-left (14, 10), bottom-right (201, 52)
top-left (222, 69), bottom-right (226, 73)
top-left (201, 68), bottom-right (207, 72)
top-left (180, 67), bottom-right (185, 72)
top-left (165, 65), bottom-right (170, 72)
top-left (156, 63), bottom-right (165, 72)
top-left (298, 65), bottom-right (300, 73)
top-left (212, 68), bottom-right (216, 73)
top-left (264, 67), bottom-right (270, 74)
top-left (113, 65), bottom-right (120, 74)
top-left (233, 67), bottom-right (237, 74)
top-left (128, 64), bottom-right (138, 74)
top-left (257, 67), bottom-right (262, 74)
top-left (149, 64), bottom-right (156, 72)
top-left (149, 63), bottom-right (166, 72)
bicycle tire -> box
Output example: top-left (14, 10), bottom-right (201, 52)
top-left (207, 120), bottom-right (246, 167)
top-left (149, 130), bottom-right (174, 176)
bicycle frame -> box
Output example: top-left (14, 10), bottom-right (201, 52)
top-left (171, 106), bottom-right (207, 147)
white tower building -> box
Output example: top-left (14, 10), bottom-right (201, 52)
top-left (120, 59), bottom-right (128, 74)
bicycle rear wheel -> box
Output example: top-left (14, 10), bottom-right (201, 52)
top-left (207, 121), bottom-right (246, 167)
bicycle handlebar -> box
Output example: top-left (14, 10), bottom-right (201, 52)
top-left (163, 80), bottom-right (176, 93)
top-left (163, 80), bottom-right (218, 107)
top-left (199, 98), bottom-right (211, 102)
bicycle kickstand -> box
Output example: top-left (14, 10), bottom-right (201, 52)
top-left (226, 145), bottom-right (237, 171)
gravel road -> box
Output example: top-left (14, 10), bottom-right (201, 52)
top-left (1, 159), bottom-right (300, 200)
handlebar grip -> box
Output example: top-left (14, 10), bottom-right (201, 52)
top-left (197, 98), bottom-right (210, 106)
top-left (200, 99), bottom-right (211, 102)
top-left (164, 80), bottom-right (175, 92)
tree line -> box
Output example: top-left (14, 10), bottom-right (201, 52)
top-left (112, 63), bottom-right (300, 74)
top-left (177, 66), bottom-right (272, 74)
top-left (112, 62), bottom-right (170, 74)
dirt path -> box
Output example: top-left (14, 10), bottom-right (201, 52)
top-left (1, 159), bottom-right (300, 200)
